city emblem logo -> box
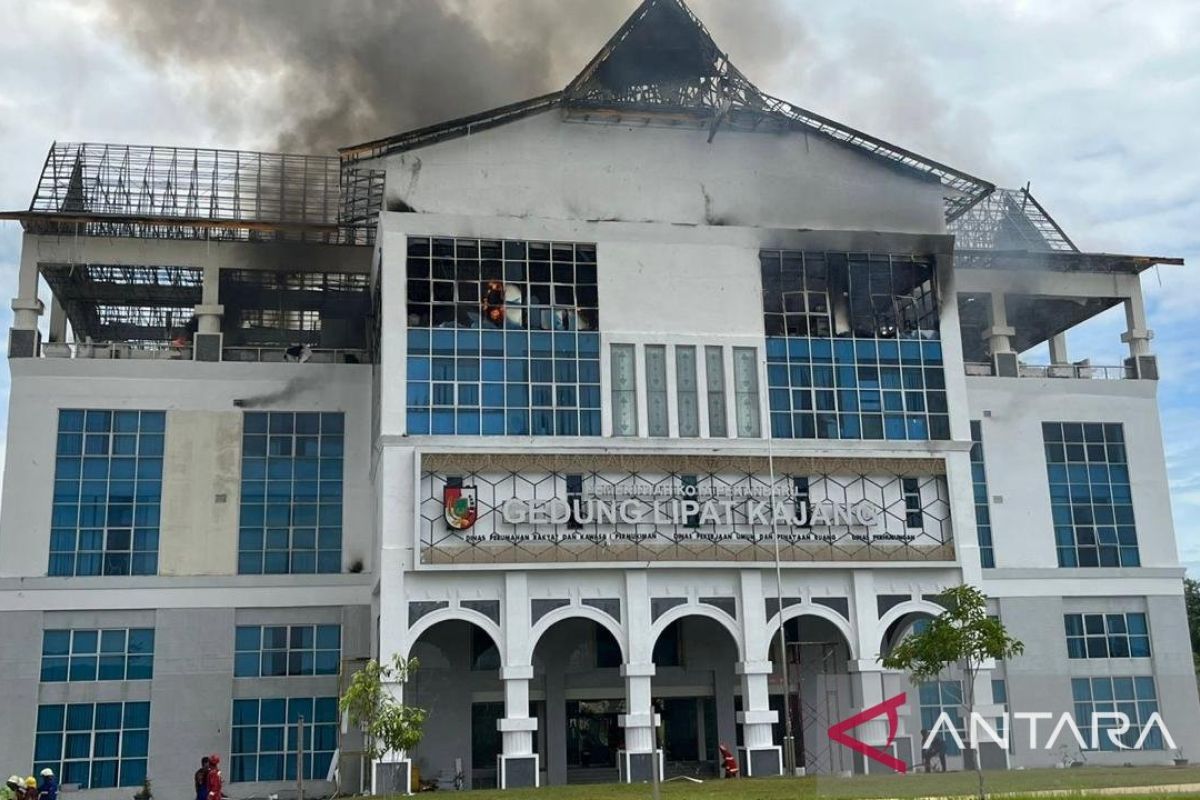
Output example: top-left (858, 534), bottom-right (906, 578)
top-left (443, 485), bottom-right (478, 530)
top-left (827, 692), bottom-right (908, 774)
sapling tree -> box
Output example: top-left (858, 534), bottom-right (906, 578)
top-left (881, 585), bottom-right (1023, 800)
top-left (339, 655), bottom-right (428, 768)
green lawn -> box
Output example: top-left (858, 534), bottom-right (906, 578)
top-left (396, 766), bottom-right (1200, 799)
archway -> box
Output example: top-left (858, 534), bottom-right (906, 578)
top-left (766, 612), bottom-right (855, 775)
top-left (649, 613), bottom-right (741, 778)
top-left (530, 616), bottom-right (625, 786)
top-left (405, 618), bottom-right (503, 790)
top-left (877, 606), bottom-right (964, 771)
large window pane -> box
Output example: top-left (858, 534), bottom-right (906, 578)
top-left (675, 346), bottom-right (699, 437)
top-left (229, 697), bottom-right (339, 783)
top-left (34, 701), bottom-right (150, 789)
top-left (239, 413), bottom-right (343, 575)
top-left (611, 344), bottom-right (637, 437)
top-left (705, 346), bottom-right (727, 438)
top-left (405, 237), bottom-right (601, 437)
top-left (645, 345), bottom-right (669, 437)
top-left (1043, 422), bottom-right (1138, 568)
top-left (49, 410), bottom-right (164, 576)
top-left (732, 348), bottom-right (760, 438)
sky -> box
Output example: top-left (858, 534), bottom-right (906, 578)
top-left (0, 0), bottom-right (1197, 569)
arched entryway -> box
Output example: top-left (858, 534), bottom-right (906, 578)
top-left (530, 615), bottom-right (626, 786)
top-left (405, 618), bottom-right (503, 790)
top-left (649, 612), bottom-right (741, 778)
top-left (878, 605), bottom-right (963, 772)
top-left (766, 611), bottom-right (856, 775)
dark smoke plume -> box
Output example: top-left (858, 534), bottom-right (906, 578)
top-left (233, 376), bottom-right (318, 409)
top-left (98, 0), bottom-right (806, 154)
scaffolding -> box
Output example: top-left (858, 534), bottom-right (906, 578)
top-left (7, 142), bottom-right (383, 245)
top-left (949, 187), bottom-right (1077, 254)
top-left (41, 264), bottom-right (202, 343)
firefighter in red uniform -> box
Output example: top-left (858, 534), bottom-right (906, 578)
top-left (205, 755), bottom-right (224, 800)
top-left (719, 743), bottom-right (739, 778)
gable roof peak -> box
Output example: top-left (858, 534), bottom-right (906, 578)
top-left (563, 0), bottom-right (764, 115)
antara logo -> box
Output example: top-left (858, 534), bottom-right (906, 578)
top-left (827, 692), bottom-right (908, 774)
top-left (829, 692), bottom-right (1178, 775)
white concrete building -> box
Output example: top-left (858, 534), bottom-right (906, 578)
top-left (1, 0), bottom-right (1196, 794)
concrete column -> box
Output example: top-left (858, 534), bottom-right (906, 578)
top-left (736, 569), bottom-right (783, 775)
top-left (736, 661), bottom-right (781, 776)
top-left (499, 573), bottom-right (538, 788)
top-left (371, 680), bottom-right (413, 795)
top-left (964, 664), bottom-right (1007, 770)
top-left (1121, 289), bottom-right (1153, 358)
top-left (9, 240), bottom-right (44, 358)
top-left (48, 296), bottom-right (67, 343)
top-left (847, 664), bottom-right (893, 774)
top-left (985, 293), bottom-right (1015, 355)
top-left (619, 570), bottom-right (660, 782)
top-left (1048, 333), bottom-right (1069, 364)
top-left (192, 265), bottom-right (224, 361)
top-left (194, 265), bottom-right (224, 333)
top-left (545, 663), bottom-right (566, 785)
top-left (618, 664), bottom-right (660, 781)
top-left (714, 659), bottom-right (737, 761)
top-left (374, 446), bottom-right (414, 795)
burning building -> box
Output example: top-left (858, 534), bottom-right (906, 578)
top-left (0, 0), bottom-right (1195, 793)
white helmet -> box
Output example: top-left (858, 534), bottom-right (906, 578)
top-left (5, 777), bottom-right (19, 787)
top-left (39, 770), bottom-right (54, 778)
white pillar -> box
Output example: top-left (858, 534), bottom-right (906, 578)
top-left (48, 296), bottom-right (67, 343)
top-left (846, 664), bottom-right (892, 773)
top-left (985, 293), bottom-right (1015, 355)
top-left (1121, 288), bottom-right (1153, 358)
top-left (618, 571), bottom-right (660, 782)
top-left (193, 265), bottom-right (222, 331)
top-left (498, 573), bottom-right (538, 788)
top-left (1048, 333), bottom-right (1069, 364)
top-left (9, 239), bottom-right (44, 357)
top-left (736, 570), bottom-right (783, 776)
top-left (736, 661), bottom-right (781, 778)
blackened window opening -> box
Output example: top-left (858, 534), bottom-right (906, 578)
top-left (902, 477), bottom-right (924, 529)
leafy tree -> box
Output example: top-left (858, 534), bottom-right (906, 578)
top-left (1185, 578), bottom-right (1200, 673)
top-left (881, 585), bottom-right (1023, 800)
top-left (339, 654), bottom-right (427, 764)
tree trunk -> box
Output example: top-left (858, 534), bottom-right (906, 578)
top-left (964, 662), bottom-right (986, 800)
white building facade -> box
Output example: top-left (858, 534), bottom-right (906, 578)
top-left (1, 0), bottom-right (1197, 794)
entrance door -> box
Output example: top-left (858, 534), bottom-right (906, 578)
top-left (566, 700), bottom-right (623, 770)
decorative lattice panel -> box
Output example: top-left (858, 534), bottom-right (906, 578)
top-left (419, 454), bottom-right (953, 565)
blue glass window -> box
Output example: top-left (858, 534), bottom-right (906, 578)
top-left (41, 628), bottom-right (154, 682)
top-left (1043, 422), bottom-right (1138, 567)
top-left (1072, 676), bottom-right (1162, 750)
top-left (405, 237), bottom-right (601, 436)
top-left (918, 680), bottom-right (963, 755)
top-left (49, 410), bottom-right (164, 576)
top-left (761, 251), bottom-right (947, 441)
top-left (234, 625), bottom-right (341, 677)
top-left (970, 421), bottom-right (995, 568)
top-left (229, 697), bottom-right (338, 783)
top-left (239, 412), bottom-right (343, 575)
top-left (34, 701), bottom-right (150, 788)
top-left (1064, 612), bottom-right (1151, 659)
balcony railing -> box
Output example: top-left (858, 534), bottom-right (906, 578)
top-left (965, 362), bottom-right (1134, 380)
top-left (39, 341), bottom-right (367, 364)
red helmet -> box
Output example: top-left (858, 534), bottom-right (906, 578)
top-left (208, 754), bottom-right (220, 766)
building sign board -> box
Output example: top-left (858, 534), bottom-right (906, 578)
top-left (418, 454), bottom-right (953, 566)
